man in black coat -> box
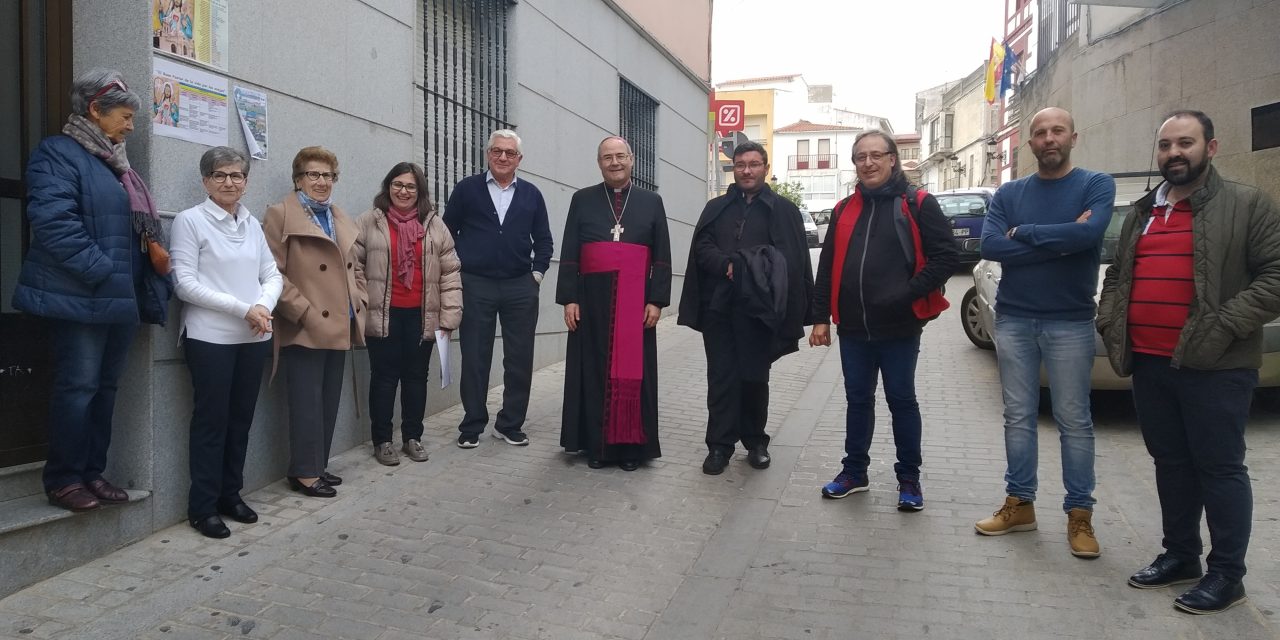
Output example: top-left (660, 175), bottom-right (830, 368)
top-left (678, 141), bottom-right (815, 475)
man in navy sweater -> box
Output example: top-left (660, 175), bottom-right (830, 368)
top-left (973, 108), bottom-right (1116, 558)
top-left (443, 129), bottom-right (554, 448)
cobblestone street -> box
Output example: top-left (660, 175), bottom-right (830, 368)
top-left (2, 274), bottom-right (1278, 640)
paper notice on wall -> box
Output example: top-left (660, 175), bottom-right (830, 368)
top-left (436, 330), bottom-right (452, 389)
top-left (151, 0), bottom-right (229, 70)
top-left (233, 86), bottom-right (268, 159)
top-left (151, 56), bottom-right (228, 147)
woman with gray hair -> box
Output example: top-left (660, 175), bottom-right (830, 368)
top-left (170, 146), bottom-right (282, 538)
top-left (12, 68), bottom-right (173, 512)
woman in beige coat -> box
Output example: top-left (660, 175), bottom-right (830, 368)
top-left (263, 146), bottom-right (368, 497)
top-left (354, 162), bottom-right (462, 466)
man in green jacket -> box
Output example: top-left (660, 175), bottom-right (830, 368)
top-left (1098, 110), bottom-right (1280, 615)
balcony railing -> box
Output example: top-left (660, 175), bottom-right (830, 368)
top-left (788, 154), bottom-right (837, 171)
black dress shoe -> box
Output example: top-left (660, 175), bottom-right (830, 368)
top-left (702, 450), bottom-right (730, 475)
top-left (587, 458), bottom-right (607, 469)
top-left (287, 477), bottom-right (337, 498)
top-left (747, 446), bottom-right (771, 470)
top-left (1174, 574), bottom-right (1247, 614)
top-left (320, 471), bottom-right (343, 486)
top-left (218, 502), bottom-right (259, 524)
top-left (190, 515), bottom-right (231, 539)
top-left (619, 459), bottom-right (640, 472)
top-left (1128, 554), bottom-right (1202, 589)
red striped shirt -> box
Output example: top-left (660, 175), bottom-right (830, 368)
top-left (1127, 200), bottom-right (1193, 356)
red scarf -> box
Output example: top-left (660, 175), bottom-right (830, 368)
top-left (387, 206), bottom-right (424, 289)
top-left (829, 188), bottom-right (949, 324)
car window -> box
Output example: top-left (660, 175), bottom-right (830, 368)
top-left (1100, 205), bottom-right (1132, 264)
top-left (936, 194), bottom-right (988, 218)
top-left (799, 209), bottom-right (815, 225)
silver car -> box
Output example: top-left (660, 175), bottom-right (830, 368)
top-left (959, 199), bottom-right (1280, 390)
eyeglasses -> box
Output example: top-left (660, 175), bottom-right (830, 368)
top-left (600, 153), bottom-right (631, 163)
top-left (390, 181), bottom-right (418, 193)
top-left (300, 171), bottom-right (338, 182)
top-left (733, 161), bottom-right (766, 171)
top-left (854, 151), bottom-right (894, 164)
top-left (208, 171), bottom-right (246, 184)
top-left (488, 148), bottom-right (520, 159)
top-left (90, 79), bottom-right (129, 104)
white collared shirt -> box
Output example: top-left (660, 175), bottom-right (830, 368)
top-left (170, 198), bottom-right (283, 344)
top-left (485, 170), bottom-right (519, 225)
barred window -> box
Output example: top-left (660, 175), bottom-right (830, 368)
top-left (422, 0), bottom-right (513, 204)
top-left (619, 78), bottom-right (658, 192)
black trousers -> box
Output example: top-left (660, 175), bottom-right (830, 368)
top-left (458, 272), bottom-right (539, 436)
top-left (702, 310), bottom-right (771, 454)
top-left (1131, 353), bottom-right (1255, 581)
top-left (367, 307), bottom-right (433, 445)
top-left (184, 338), bottom-right (268, 519)
top-left (282, 345), bottom-right (347, 478)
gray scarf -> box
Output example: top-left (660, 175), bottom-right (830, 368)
top-left (62, 114), bottom-right (166, 243)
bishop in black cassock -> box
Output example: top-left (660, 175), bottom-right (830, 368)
top-left (556, 136), bottom-right (672, 470)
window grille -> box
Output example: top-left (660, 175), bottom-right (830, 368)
top-left (422, 0), bottom-right (513, 204)
top-left (619, 78), bottom-right (659, 191)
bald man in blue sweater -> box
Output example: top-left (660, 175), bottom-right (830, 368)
top-left (973, 108), bottom-right (1116, 559)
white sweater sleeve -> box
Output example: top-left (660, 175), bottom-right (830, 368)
top-left (253, 220), bottom-right (283, 311)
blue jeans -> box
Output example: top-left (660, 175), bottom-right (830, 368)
top-left (43, 319), bottom-right (138, 491)
top-left (838, 334), bottom-right (922, 479)
top-left (993, 314), bottom-right (1096, 512)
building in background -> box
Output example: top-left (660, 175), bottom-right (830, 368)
top-left (991, 0), bottom-right (1038, 185)
top-left (895, 132), bottom-right (923, 186)
top-left (772, 120), bottom-right (861, 213)
top-left (917, 64), bottom-right (996, 192)
top-left (0, 0), bottom-right (710, 598)
top-left (1014, 0), bottom-right (1279, 195)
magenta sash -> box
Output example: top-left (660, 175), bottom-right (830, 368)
top-left (580, 241), bottom-right (650, 445)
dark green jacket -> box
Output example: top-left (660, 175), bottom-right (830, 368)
top-left (1098, 166), bottom-right (1280, 375)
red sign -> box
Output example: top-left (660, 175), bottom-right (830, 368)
top-left (712, 100), bottom-right (746, 136)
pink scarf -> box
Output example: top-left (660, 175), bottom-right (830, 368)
top-left (387, 206), bottom-right (424, 289)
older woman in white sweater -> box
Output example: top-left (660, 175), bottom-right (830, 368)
top-left (170, 146), bottom-right (282, 539)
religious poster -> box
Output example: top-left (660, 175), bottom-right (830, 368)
top-left (151, 56), bottom-right (229, 147)
top-left (233, 86), bottom-right (268, 159)
top-left (151, 0), bottom-right (229, 70)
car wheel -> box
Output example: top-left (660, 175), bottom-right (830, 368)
top-left (961, 287), bottom-right (995, 350)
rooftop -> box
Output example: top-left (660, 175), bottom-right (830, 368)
top-left (774, 119), bottom-right (864, 134)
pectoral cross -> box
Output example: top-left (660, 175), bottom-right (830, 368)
top-left (611, 223), bottom-right (624, 241)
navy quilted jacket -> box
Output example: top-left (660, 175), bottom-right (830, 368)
top-left (12, 135), bottom-right (170, 325)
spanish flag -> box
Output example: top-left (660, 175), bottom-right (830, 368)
top-left (984, 38), bottom-right (1006, 104)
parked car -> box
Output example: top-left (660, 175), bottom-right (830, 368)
top-left (799, 206), bottom-right (820, 248)
top-left (935, 187), bottom-right (995, 264)
top-left (960, 200), bottom-right (1280, 390)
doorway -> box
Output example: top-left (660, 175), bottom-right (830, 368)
top-left (0, 0), bottom-right (72, 469)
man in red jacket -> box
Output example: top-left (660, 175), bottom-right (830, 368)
top-left (808, 130), bottom-right (957, 511)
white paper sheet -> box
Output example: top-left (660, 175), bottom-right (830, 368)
top-left (435, 330), bottom-right (452, 389)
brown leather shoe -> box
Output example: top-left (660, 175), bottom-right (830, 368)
top-left (86, 478), bottom-right (129, 504)
top-left (47, 484), bottom-right (100, 512)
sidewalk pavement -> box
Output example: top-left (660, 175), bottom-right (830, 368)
top-left (2, 278), bottom-right (1278, 639)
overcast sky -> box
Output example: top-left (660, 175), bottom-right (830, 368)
top-left (712, 0), bottom-right (1007, 133)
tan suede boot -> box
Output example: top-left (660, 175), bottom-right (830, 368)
top-left (975, 496), bottom-right (1037, 535)
top-left (1067, 508), bottom-right (1101, 557)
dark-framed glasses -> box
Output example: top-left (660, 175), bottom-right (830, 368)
top-left (301, 171), bottom-right (338, 182)
top-left (733, 161), bottom-right (766, 171)
top-left (208, 171), bottom-right (246, 184)
top-left (390, 181), bottom-right (418, 193)
top-left (854, 151), bottom-right (893, 164)
top-left (488, 148), bottom-right (520, 159)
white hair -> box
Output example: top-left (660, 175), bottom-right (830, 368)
top-left (486, 129), bottom-right (523, 155)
